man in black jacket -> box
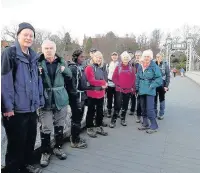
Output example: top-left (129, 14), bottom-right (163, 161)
top-left (66, 49), bottom-right (87, 148)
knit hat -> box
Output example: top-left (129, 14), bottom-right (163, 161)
top-left (17, 22), bottom-right (35, 37)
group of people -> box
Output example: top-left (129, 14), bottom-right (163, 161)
top-left (1, 22), bottom-right (170, 173)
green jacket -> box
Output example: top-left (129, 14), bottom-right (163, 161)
top-left (39, 54), bottom-right (72, 110)
top-left (136, 61), bottom-right (162, 96)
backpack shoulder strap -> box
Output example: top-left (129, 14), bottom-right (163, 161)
top-left (118, 63), bottom-right (122, 75)
top-left (9, 46), bottom-right (17, 80)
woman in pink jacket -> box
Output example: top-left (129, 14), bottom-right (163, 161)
top-left (109, 51), bottom-right (136, 128)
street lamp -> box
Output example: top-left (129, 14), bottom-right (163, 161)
top-left (166, 36), bottom-right (172, 68)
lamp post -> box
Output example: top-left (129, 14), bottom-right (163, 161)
top-left (186, 34), bottom-right (193, 71)
top-left (166, 37), bottom-right (172, 68)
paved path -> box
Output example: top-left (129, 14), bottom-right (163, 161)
top-left (41, 76), bottom-right (200, 173)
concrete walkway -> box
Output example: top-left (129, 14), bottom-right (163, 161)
top-left (41, 76), bottom-right (200, 173)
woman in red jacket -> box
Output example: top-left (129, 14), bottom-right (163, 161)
top-left (85, 51), bottom-right (108, 138)
top-left (109, 51), bottom-right (136, 128)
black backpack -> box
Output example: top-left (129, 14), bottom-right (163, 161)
top-left (68, 64), bottom-right (90, 91)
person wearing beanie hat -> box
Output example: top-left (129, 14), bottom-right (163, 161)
top-left (17, 22), bottom-right (36, 38)
top-left (109, 51), bottom-right (136, 128)
top-left (66, 49), bottom-right (88, 149)
top-left (136, 49), bottom-right (162, 134)
top-left (1, 22), bottom-right (43, 173)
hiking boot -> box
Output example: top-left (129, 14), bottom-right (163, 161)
top-left (157, 115), bottom-right (164, 120)
top-left (106, 109), bottom-right (112, 118)
top-left (109, 121), bottom-right (116, 128)
top-left (102, 121), bottom-right (108, 127)
top-left (138, 125), bottom-right (150, 130)
top-left (146, 129), bottom-right (158, 134)
top-left (70, 136), bottom-right (87, 149)
top-left (121, 120), bottom-right (127, 126)
top-left (24, 165), bottom-right (42, 173)
top-left (96, 126), bottom-right (108, 136)
top-left (40, 153), bottom-right (51, 167)
top-left (71, 140), bottom-right (87, 149)
top-left (53, 147), bottom-right (67, 160)
top-left (129, 111), bottom-right (134, 115)
top-left (87, 128), bottom-right (97, 138)
top-left (135, 116), bottom-right (141, 123)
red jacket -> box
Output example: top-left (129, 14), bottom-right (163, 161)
top-left (85, 65), bottom-right (106, 99)
top-left (112, 64), bottom-right (136, 94)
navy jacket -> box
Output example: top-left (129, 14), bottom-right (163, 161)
top-left (1, 41), bottom-right (44, 113)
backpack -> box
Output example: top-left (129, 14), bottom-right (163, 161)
top-left (68, 64), bottom-right (97, 91)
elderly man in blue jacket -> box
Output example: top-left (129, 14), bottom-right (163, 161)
top-left (1, 22), bottom-right (44, 173)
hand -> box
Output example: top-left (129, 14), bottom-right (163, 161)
top-left (38, 67), bottom-right (42, 74)
top-left (105, 83), bottom-right (108, 87)
top-left (60, 66), bottom-right (65, 72)
top-left (102, 85), bottom-right (107, 89)
top-left (3, 111), bottom-right (14, 117)
top-left (164, 87), bottom-right (168, 91)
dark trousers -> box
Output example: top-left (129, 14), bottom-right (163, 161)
top-left (107, 86), bottom-right (117, 110)
top-left (69, 93), bottom-right (85, 143)
top-left (130, 94), bottom-right (136, 112)
top-left (3, 112), bottom-right (37, 173)
top-left (155, 86), bottom-right (166, 116)
top-left (86, 97), bottom-right (104, 128)
top-left (136, 95), bottom-right (142, 117)
top-left (113, 92), bottom-right (130, 120)
top-left (140, 95), bottom-right (158, 130)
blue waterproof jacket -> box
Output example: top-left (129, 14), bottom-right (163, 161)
top-left (1, 41), bottom-right (44, 113)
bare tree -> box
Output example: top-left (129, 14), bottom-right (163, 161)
top-left (1, 24), bottom-right (18, 40)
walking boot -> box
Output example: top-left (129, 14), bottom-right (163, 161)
top-left (40, 133), bottom-right (51, 167)
top-left (87, 127), bottom-right (97, 138)
top-left (120, 110), bottom-right (127, 126)
top-left (96, 126), bottom-right (108, 136)
top-left (53, 126), bottom-right (67, 160)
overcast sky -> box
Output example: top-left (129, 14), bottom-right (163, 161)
top-left (1, 0), bottom-right (200, 44)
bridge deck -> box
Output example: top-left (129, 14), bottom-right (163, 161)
top-left (41, 76), bottom-right (200, 173)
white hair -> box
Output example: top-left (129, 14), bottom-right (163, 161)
top-left (135, 50), bottom-right (142, 56)
top-left (91, 51), bottom-right (104, 67)
top-left (156, 53), bottom-right (164, 57)
top-left (41, 40), bottom-right (56, 52)
top-left (120, 51), bottom-right (131, 62)
top-left (141, 49), bottom-right (153, 60)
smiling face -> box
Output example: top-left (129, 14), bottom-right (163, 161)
top-left (143, 56), bottom-right (151, 65)
top-left (93, 56), bottom-right (102, 65)
top-left (111, 54), bottom-right (118, 62)
top-left (17, 29), bottom-right (34, 48)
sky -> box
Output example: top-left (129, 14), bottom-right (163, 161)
top-left (1, 0), bottom-right (200, 45)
